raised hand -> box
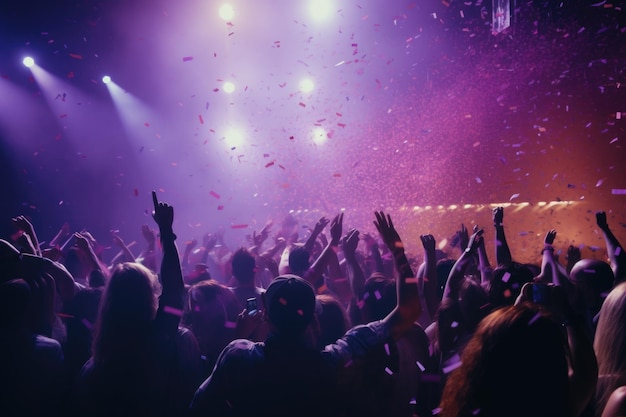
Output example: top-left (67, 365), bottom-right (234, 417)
top-left (141, 224), bottom-right (157, 244)
top-left (152, 190), bottom-right (174, 233)
top-left (341, 229), bottom-right (360, 257)
top-left (544, 229), bottom-right (557, 246)
top-left (420, 234), bottom-right (435, 253)
top-left (329, 213), bottom-right (344, 246)
top-left (466, 228), bottom-right (484, 253)
top-left (373, 211), bottom-right (403, 252)
top-left (312, 216), bottom-right (330, 235)
top-left (11, 215), bottom-right (33, 233)
top-left (74, 232), bottom-right (92, 252)
top-left (596, 211), bottom-right (608, 231)
top-left (458, 224), bottom-right (470, 251)
top-left (493, 206), bottom-right (504, 226)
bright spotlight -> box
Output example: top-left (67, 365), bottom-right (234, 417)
top-left (299, 78), bottom-right (314, 93)
top-left (23, 57), bottom-right (35, 67)
top-left (308, 0), bottom-right (334, 21)
top-left (311, 127), bottom-right (327, 144)
top-left (219, 4), bottom-right (234, 21)
top-left (102, 75), bottom-right (112, 84)
top-left (223, 81), bottom-right (235, 93)
top-left (224, 128), bottom-right (244, 147)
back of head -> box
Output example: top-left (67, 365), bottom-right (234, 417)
top-left (264, 275), bottom-right (316, 336)
top-left (93, 262), bottom-right (161, 362)
top-left (570, 259), bottom-right (614, 311)
top-left (288, 245), bottom-right (311, 277)
top-left (440, 303), bottom-right (570, 417)
top-left (360, 273), bottom-right (396, 322)
top-left (315, 294), bottom-right (350, 349)
top-left (231, 248), bottom-right (256, 284)
top-left (594, 282), bottom-right (626, 413)
top-left (489, 263), bottom-right (535, 308)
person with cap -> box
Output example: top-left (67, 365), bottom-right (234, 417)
top-left (189, 211), bottom-right (421, 417)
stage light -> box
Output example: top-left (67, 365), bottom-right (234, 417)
top-left (102, 75), bottom-right (112, 84)
top-left (308, 0), bottom-right (334, 21)
top-left (224, 128), bottom-right (243, 147)
top-left (223, 81), bottom-right (235, 93)
top-left (23, 57), bottom-right (34, 67)
top-left (219, 4), bottom-right (234, 21)
top-left (299, 78), bottom-right (314, 93)
top-left (311, 127), bottom-right (327, 144)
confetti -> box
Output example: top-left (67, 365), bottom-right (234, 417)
top-left (81, 318), bottom-right (93, 329)
top-left (210, 191), bottom-right (221, 199)
top-left (224, 321), bottom-right (237, 328)
top-left (231, 224), bottom-right (249, 229)
top-left (501, 272), bottom-right (511, 283)
top-left (198, 115), bottom-right (204, 124)
top-left (384, 343), bottom-right (390, 355)
top-left (416, 361), bottom-right (426, 371)
top-left (384, 367), bottom-right (394, 375)
top-left (509, 193), bottom-right (520, 201)
top-left (279, 297), bottom-right (287, 305)
top-left (69, 53), bottom-right (83, 60)
top-left (163, 306), bottom-right (183, 317)
top-left (528, 312), bottom-right (542, 326)
top-left (442, 360), bottom-right (462, 374)
top-left (612, 189), bottom-right (626, 195)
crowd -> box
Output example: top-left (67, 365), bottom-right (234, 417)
top-left (0, 191), bottom-right (624, 417)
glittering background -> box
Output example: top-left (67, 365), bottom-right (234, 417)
top-left (0, 0), bottom-right (624, 264)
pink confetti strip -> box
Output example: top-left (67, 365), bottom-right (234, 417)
top-left (231, 224), bottom-right (248, 229)
top-left (501, 272), bottom-right (511, 283)
top-left (182, 56), bottom-right (194, 62)
top-left (612, 189), bottom-right (626, 195)
top-left (404, 278), bottom-right (418, 284)
top-left (224, 321), bottom-right (237, 328)
top-left (210, 191), bottom-right (221, 199)
top-left (442, 360), bottom-right (462, 374)
top-left (163, 306), bottom-right (184, 317)
top-left (384, 367), bottom-right (394, 375)
top-left (81, 318), bottom-right (93, 330)
top-left (416, 361), bottom-right (426, 371)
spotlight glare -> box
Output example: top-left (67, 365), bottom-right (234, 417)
top-left (23, 57), bottom-right (35, 67)
top-left (312, 127), bottom-right (327, 144)
top-left (219, 4), bottom-right (234, 21)
top-left (224, 128), bottom-right (243, 147)
top-left (299, 78), bottom-right (314, 93)
top-left (102, 75), bottom-right (112, 84)
top-left (223, 81), bottom-right (235, 93)
top-left (309, 0), bottom-right (334, 21)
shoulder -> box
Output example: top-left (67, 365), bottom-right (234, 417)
top-left (602, 386), bottom-right (626, 417)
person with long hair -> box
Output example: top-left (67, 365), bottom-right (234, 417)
top-left (75, 192), bottom-right (202, 417)
top-left (594, 282), bottom-right (626, 417)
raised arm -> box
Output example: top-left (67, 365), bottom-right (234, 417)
top-left (443, 229), bottom-right (484, 301)
top-left (475, 225), bottom-right (493, 288)
top-left (373, 211), bottom-right (421, 339)
top-left (303, 217), bottom-right (329, 254)
top-left (304, 213), bottom-right (343, 287)
top-left (596, 211), bottom-right (626, 283)
top-left (419, 234), bottom-right (440, 320)
top-left (12, 215), bottom-right (42, 256)
top-left (342, 228), bottom-right (365, 299)
top-left (151, 191), bottom-right (184, 310)
top-left (493, 207), bottom-right (512, 267)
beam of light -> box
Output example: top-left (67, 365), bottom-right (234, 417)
top-left (105, 79), bottom-right (157, 146)
top-left (219, 4), bottom-right (234, 21)
top-left (223, 81), bottom-right (235, 93)
top-left (299, 78), bottom-right (314, 93)
top-left (102, 75), bottom-right (112, 84)
top-left (23, 57), bottom-right (35, 67)
top-left (311, 127), bottom-right (327, 144)
top-left (308, 0), bottom-right (334, 21)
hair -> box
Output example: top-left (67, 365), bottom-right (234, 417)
top-left (594, 282), bottom-right (626, 417)
top-left (489, 263), bottom-right (535, 309)
top-left (439, 303), bottom-right (571, 417)
top-left (288, 245), bottom-right (311, 277)
top-left (92, 262), bottom-right (161, 365)
top-left (571, 259), bottom-right (614, 314)
top-left (360, 273), bottom-right (397, 323)
top-left (315, 294), bottom-right (350, 349)
top-left (231, 247), bottom-right (256, 284)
